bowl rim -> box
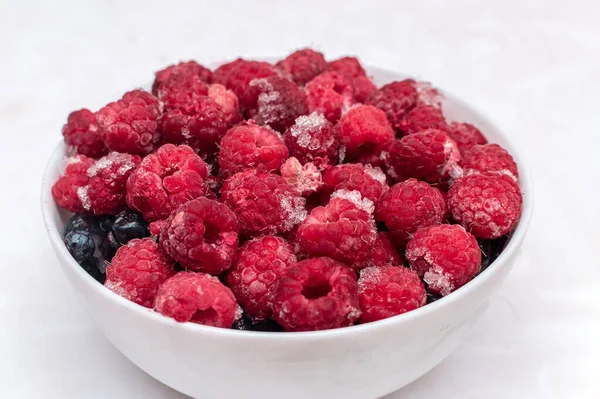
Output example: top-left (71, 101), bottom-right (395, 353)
top-left (41, 64), bottom-right (533, 341)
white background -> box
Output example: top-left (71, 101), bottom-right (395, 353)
top-left (1, 0), bottom-right (599, 398)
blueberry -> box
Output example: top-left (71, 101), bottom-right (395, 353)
top-left (64, 230), bottom-right (107, 283)
top-left (64, 214), bottom-right (102, 236)
top-left (97, 215), bottom-right (116, 233)
top-left (109, 210), bottom-right (149, 247)
top-left (231, 314), bottom-right (284, 332)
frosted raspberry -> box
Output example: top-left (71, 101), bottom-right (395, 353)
top-left (399, 105), bottom-right (449, 135)
top-left (326, 56), bottom-right (367, 78)
top-left (355, 232), bottom-right (402, 271)
top-left (156, 73), bottom-right (209, 111)
top-left (283, 112), bottom-right (339, 166)
top-left (218, 123), bottom-right (289, 178)
top-left (460, 144), bottom-right (519, 180)
top-left (296, 191), bottom-right (377, 266)
top-left (126, 144), bottom-right (209, 221)
top-left (155, 271), bottom-right (241, 328)
top-left (447, 122), bottom-right (487, 151)
top-left (105, 238), bottom-right (175, 308)
top-left (272, 257), bottom-right (360, 331)
top-left (358, 265), bottom-right (425, 322)
top-left (305, 72), bottom-right (355, 123)
top-left (219, 60), bottom-right (280, 110)
top-left (225, 235), bottom-right (297, 320)
top-left (351, 75), bottom-right (378, 103)
top-left (97, 90), bottom-right (162, 155)
top-left (386, 129), bottom-right (461, 183)
top-left (221, 170), bottom-right (306, 237)
top-left (336, 105), bottom-right (394, 159)
top-left (406, 224), bottom-right (481, 296)
top-left (149, 220), bottom-right (164, 237)
top-left (51, 155), bottom-right (95, 212)
top-left (62, 109), bottom-right (107, 158)
top-left (246, 76), bottom-right (307, 132)
top-left (85, 152), bottom-right (141, 215)
top-left (280, 157), bottom-right (323, 196)
top-left (160, 197), bottom-right (240, 274)
top-left (375, 179), bottom-right (446, 245)
top-left (212, 58), bottom-right (246, 85)
top-left (447, 173), bottom-right (522, 239)
top-left (367, 80), bottom-right (418, 131)
top-left (207, 83), bottom-right (242, 126)
top-left (413, 81), bottom-right (443, 108)
top-left (152, 60), bottom-right (212, 95)
top-left (321, 163), bottom-right (389, 203)
top-left (276, 48), bottom-right (327, 85)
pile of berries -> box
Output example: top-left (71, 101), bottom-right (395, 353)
top-left (52, 50), bottom-right (523, 332)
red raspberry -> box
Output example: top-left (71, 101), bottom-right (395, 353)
top-left (126, 144), bottom-right (209, 222)
top-left (207, 83), bottom-right (242, 126)
top-left (355, 232), bottom-right (402, 271)
top-left (62, 109), bottom-right (107, 158)
top-left (358, 265), bottom-right (426, 322)
top-left (105, 238), bottom-right (176, 308)
top-left (447, 122), bottom-right (487, 151)
top-left (280, 157), bottom-right (323, 196)
top-left (152, 60), bottom-right (212, 95)
top-left (386, 129), bottom-right (461, 183)
top-left (51, 155), bottom-right (95, 212)
top-left (326, 56), bottom-right (367, 78)
top-left (283, 112), bottom-right (339, 166)
top-left (156, 73), bottom-right (209, 111)
top-left (82, 152), bottom-right (141, 215)
top-left (272, 257), bottom-right (360, 331)
top-left (336, 105), bottom-right (394, 159)
top-left (160, 197), bottom-right (240, 274)
top-left (399, 105), bottom-right (449, 135)
top-left (155, 271), bottom-right (241, 328)
top-left (212, 58), bottom-right (247, 85)
top-left (225, 235), bottom-right (297, 321)
top-left (246, 76), bottom-right (307, 132)
top-left (221, 170), bottom-right (307, 237)
top-left (276, 48), bottom-right (327, 86)
top-left (305, 72), bottom-right (355, 123)
top-left (219, 60), bottom-right (280, 110)
top-left (447, 173), bottom-right (522, 239)
top-left (321, 163), bottom-right (389, 203)
top-left (351, 75), bottom-right (377, 103)
top-left (406, 224), bottom-right (481, 296)
top-left (218, 123), bottom-right (289, 178)
top-left (460, 144), bottom-right (519, 180)
top-left (413, 81), bottom-right (443, 108)
top-left (296, 190), bottom-right (377, 266)
top-left (97, 90), bottom-right (162, 155)
top-left (367, 80), bottom-right (418, 131)
top-left (149, 220), bottom-right (164, 237)
top-left (375, 179), bottom-right (446, 245)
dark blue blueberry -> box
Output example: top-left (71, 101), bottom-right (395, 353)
top-left (64, 230), bottom-right (108, 283)
top-left (97, 215), bottom-right (116, 233)
top-left (109, 210), bottom-right (149, 247)
top-left (64, 214), bottom-right (102, 236)
top-left (231, 314), bottom-right (284, 332)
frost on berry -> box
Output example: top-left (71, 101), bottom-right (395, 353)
top-left (280, 157), bottom-right (323, 196)
top-left (279, 193), bottom-right (308, 232)
top-left (321, 163), bottom-right (389, 203)
top-left (284, 112), bottom-right (339, 166)
top-left (207, 83), bottom-right (242, 126)
top-left (460, 144), bottom-right (519, 181)
top-left (331, 189), bottom-right (375, 215)
top-left (414, 81), bottom-right (443, 108)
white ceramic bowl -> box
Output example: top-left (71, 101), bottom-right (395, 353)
top-left (41, 65), bottom-right (533, 399)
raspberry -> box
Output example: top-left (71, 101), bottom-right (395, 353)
top-left (156, 73), bottom-right (209, 111)
top-left (321, 163), bottom-right (389, 203)
top-left (97, 90), bottom-right (162, 155)
top-left (276, 48), bottom-right (327, 86)
top-left (355, 232), bottom-right (402, 271)
top-left (152, 60), bottom-right (212, 95)
top-left (283, 112), bottom-right (339, 166)
top-left (246, 76), bottom-right (307, 132)
top-left (105, 238), bottom-right (175, 308)
top-left (375, 178), bottom-right (446, 245)
top-left (460, 144), bottom-right (519, 180)
top-left (305, 72), bottom-right (354, 123)
top-left (160, 197), bottom-right (240, 274)
top-left (413, 81), bottom-right (443, 108)
top-left (272, 257), bottom-right (360, 331)
top-left (447, 122), bottom-right (487, 151)
top-left (221, 170), bottom-right (306, 237)
top-left (149, 220), bottom-right (164, 237)
top-left (52, 155), bottom-right (95, 212)
top-left (367, 80), bottom-right (418, 131)
top-left (336, 105), bottom-right (394, 159)
top-left (351, 75), bottom-right (377, 103)
top-left (83, 152), bottom-right (141, 215)
top-left (326, 56), bottom-right (367, 78)
top-left (155, 271), bottom-right (241, 328)
top-left (405, 224), bottom-right (481, 296)
top-left (207, 83), bottom-right (242, 126)
top-left (399, 105), bottom-right (449, 135)
top-left (296, 190), bottom-right (377, 266)
top-left (126, 144), bottom-right (209, 221)
top-left (219, 60), bottom-right (280, 110)
top-left (386, 129), bottom-right (461, 183)
top-left (280, 157), bottom-right (323, 196)
top-left (62, 109), bottom-right (107, 158)
top-left (358, 265), bottom-right (426, 322)
top-left (218, 123), bottom-right (289, 178)
top-left (212, 58), bottom-right (246, 85)
top-left (447, 173), bottom-right (522, 239)
top-left (225, 235), bottom-right (297, 320)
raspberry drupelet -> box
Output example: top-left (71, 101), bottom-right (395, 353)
top-left (272, 257), bottom-right (361, 331)
top-left (52, 155), bottom-right (95, 212)
top-left (276, 48), bottom-right (327, 86)
top-left (321, 163), bottom-right (389, 203)
top-left (152, 60), bottom-right (213, 95)
top-left (367, 80), bottom-right (418, 131)
top-left (336, 105), bottom-right (395, 160)
top-left (305, 72), bottom-right (354, 123)
top-left (358, 265), bottom-right (426, 322)
top-left (160, 197), bottom-right (240, 275)
top-left (283, 112), bottom-right (339, 166)
top-left (447, 122), bottom-right (487, 151)
top-left (126, 144), bottom-right (209, 222)
top-left (405, 224), bottom-right (481, 296)
top-left (225, 235), bottom-right (297, 321)
top-left (280, 157), bottom-right (323, 197)
top-left (460, 144), bottom-right (519, 180)
top-left (104, 238), bottom-right (176, 308)
top-left (207, 83), bottom-right (242, 126)
top-left (399, 104), bottom-right (449, 135)
top-left (62, 109), bottom-right (107, 158)
top-left (355, 232), bottom-right (402, 271)
top-left (155, 271), bottom-right (242, 328)
top-left (96, 89), bottom-right (162, 155)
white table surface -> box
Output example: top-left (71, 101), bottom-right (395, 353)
top-left (1, 1), bottom-right (599, 397)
